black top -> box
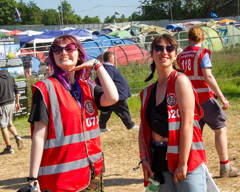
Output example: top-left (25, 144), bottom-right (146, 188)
top-left (0, 70), bottom-right (19, 106)
top-left (95, 62), bottom-right (131, 101)
top-left (145, 82), bottom-right (168, 137)
top-left (28, 80), bottom-right (104, 125)
top-left (23, 54), bottom-right (32, 69)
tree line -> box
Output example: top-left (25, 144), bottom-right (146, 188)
top-left (0, 0), bottom-right (239, 26)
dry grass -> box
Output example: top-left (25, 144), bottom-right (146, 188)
top-left (0, 109), bottom-right (240, 192)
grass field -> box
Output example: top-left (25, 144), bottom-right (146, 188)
top-left (0, 47), bottom-right (240, 191)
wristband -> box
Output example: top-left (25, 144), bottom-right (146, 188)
top-left (27, 177), bottom-right (39, 181)
top-left (133, 158), bottom-right (147, 171)
top-left (140, 153), bottom-right (146, 157)
top-left (94, 62), bottom-right (103, 71)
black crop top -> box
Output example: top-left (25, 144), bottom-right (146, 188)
top-left (145, 82), bottom-right (169, 137)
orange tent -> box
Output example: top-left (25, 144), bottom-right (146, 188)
top-left (217, 19), bottom-right (237, 24)
top-left (6, 30), bottom-right (22, 36)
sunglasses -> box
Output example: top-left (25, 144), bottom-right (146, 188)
top-left (51, 43), bottom-right (77, 55)
top-left (154, 45), bottom-right (176, 53)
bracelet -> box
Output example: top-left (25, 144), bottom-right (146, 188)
top-left (92, 59), bottom-right (99, 70)
top-left (133, 158), bottom-right (147, 171)
top-left (140, 153), bottom-right (146, 157)
top-left (94, 62), bottom-right (103, 71)
top-left (27, 177), bottom-right (39, 181)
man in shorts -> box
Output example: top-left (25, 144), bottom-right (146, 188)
top-left (178, 26), bottom-right (240, 177)
top-left (0, 68), bottom-right (24, 154)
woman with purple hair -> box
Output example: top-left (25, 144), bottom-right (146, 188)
top-left (27, 35), bottom-right (118, 192)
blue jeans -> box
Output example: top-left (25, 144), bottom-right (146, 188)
top-left (158, 164), bottom-right (207, 192)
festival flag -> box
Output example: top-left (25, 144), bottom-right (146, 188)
top-left (114, 12), bottom-right (120, 15)
top-left (211, 12), bottom-right (218, 18)
top-left (15, 8), bottom-right (21, 22)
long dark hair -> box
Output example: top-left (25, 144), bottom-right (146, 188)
top-left (48, 35), bottom-right (87, 90)
top-left (145, 34), bottom-right (181, 82)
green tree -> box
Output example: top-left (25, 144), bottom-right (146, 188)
top-left (27, 1), bottom-right (43, 24)
top-left (42, 9), bottom-right (60, 25)
top-left (0, 0), bottom-right (17, 25)
top-left (118, 14), bottom-right (129, 22)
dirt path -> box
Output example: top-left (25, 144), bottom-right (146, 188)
top-left (0, 114), bottom-right (240, 192)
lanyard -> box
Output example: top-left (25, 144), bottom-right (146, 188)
top-left (70, 79), bottom-right (82, 109)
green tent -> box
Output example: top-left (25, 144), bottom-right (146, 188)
top-left (108, 30), bottom-right (132, 39)
top-left (0, 33), bottom-right (11, 36)
top-left (220, 25), bottom-right (240, 47)
top-left (201, 26), bottom-right (224, 51)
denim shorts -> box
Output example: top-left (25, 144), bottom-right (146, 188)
top-left (0, 103), bottom-right (14, 128)
top-left (158, 164), bottom-right (207, 192)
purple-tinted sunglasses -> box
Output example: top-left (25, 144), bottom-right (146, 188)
top-left (154, 45), bottom-right (176, 53)
top-left (51, 43), bottom-right (77, 55)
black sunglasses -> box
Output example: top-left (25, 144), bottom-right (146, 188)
top-left (154, 45), bottom-right (176, 53)
top-left (51, 43), bottom-right (77, 55)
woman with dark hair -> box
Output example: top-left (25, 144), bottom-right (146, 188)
top-left (27, 35), bottom-right (118, 192)
top-left (138, 34), bottom-right (213, 191)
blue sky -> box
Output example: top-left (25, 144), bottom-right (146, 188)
top-left (16, 0), bottom-right (142, 22)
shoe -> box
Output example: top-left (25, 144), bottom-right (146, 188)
top-left (2, 147), bottom-right (14, 154)
top-left (220, 163), bottom-right (240, 177)
top-left (128, 125), bottom-right (139, 130)
top-left (100, 128), bottom-right (111, 132)
top-left (16, 137), bottom-right (24, 150)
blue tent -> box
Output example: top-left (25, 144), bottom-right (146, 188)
top-left (83, 35), bottom-right (135, 60)
top-left (166, 24), bottom-right (184, 32)
top-left (19, 29), bottom-right (93, 47)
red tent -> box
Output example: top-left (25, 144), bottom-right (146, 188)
top-left (107, 44), bottom-right (148, 66)
top-left (6, 30), bottom-right (22, 36)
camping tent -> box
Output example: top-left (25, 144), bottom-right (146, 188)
top-left (217, 19), bottom-right (237, 25)
top-left (201, 26), bottom-right (224, 51)
top-left (16, 30), bottom-right (43, 36)
top-left (219, 25), bottom-right (240, 47)
top-left (166, 23), bottom-right (185, 32)
top-left (83, 35), bottom-right (135, 60)
top-left (108, 31), bottom-right (132, 39)
top-left (107, 44), bottom-right (148, 66)
top-left (6, 30), bottom-right (22, 36)
top-left (0, 29), bottom-right (11, 34)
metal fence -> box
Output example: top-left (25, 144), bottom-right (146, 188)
top-left (21, 32), bottom-right (240, 96)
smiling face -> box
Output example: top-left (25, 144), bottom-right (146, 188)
top-left (151, 38), bottom-right (177, 69)
top-left (53, 40), bottom-right (79, 72)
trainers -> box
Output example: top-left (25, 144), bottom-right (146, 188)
top-left (100, 128), bottom-right (111, 132)
top-left (128, 125), bottom-right (139, 130)
top-left (16, 137), bottom-right (24, 150)
top-left (220, 163), bottom-right (240, 177)
top-left (2, 147), bottom-right (14, 154)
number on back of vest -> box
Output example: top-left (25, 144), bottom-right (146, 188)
top-left (168, 109), bottom-right (180, 119)
top-left (86, 116), bottom-right (98, 127)
top-left (181, 59), bottom-right (191, 71)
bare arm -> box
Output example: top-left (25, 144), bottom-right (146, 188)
top-left (70, 59), bottom-right (119, 106)
top-left (174, 75), bottom-right (194, 182)
top-left (202, 68), bottom-right (229, 110)
top-left (28, 121), bottom-right (48, 191)
top-left (138, 123), bottom-right (154, 180)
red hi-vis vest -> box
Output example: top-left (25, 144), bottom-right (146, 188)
top-left (177, 46), bottom-right (215, 104)
top-left (31, 77), bottom-right (103, 192)
top-left (140, 71), bottom-right (207, 186)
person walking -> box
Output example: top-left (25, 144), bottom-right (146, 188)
top-left (177, 26), bottom-right (240, 178)
top-left (95, 51), bottom-right (139, 132)
top-left (23, 54), bottom-right (33, 78)
top-left (0, 68), bottom-right (24, 154)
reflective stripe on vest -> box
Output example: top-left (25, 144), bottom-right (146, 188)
top-left (167, 142), bottom-right (205, 154)
top-left (39, 152), bottom-right (102, 176)
top-left (42, 79), bottom-right (100, 149)
top-left (187, 48), bottom-right (213, 93)
top-left (39, 79), bottom-right (101, 176)
top-left (169, 120), bottom-right (201, 131)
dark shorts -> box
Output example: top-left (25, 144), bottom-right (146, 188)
top-left (199, 98), bottom-right (227, 130)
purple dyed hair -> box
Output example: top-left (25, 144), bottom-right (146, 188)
top-left (48, 35), bottom-right (87, 90)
